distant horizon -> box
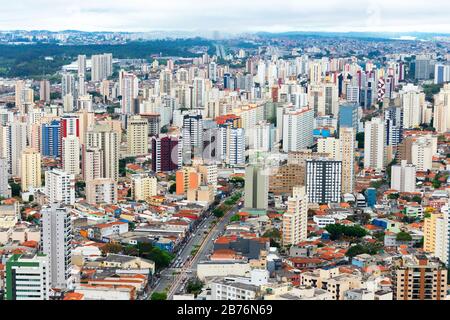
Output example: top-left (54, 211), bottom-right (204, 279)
top-left (2, 0), bottom-right (450, 34)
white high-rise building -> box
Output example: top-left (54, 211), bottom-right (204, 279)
top-left (91, 53), bottom-right (113, 82)
top-left (282, 186), bottom-right (308, 246)
top-left (86, 125), bottom-right (119, 181)
top-left (120, 70), bottom-right (139, 114)
top-left (339, 127), bottom-right (356, 194)
top-left (77, 55), bottom-right (86, 77)
top-left (45, 169), bottom-right (75, 205)
top-left (411, 137), bottom-right (435, 172)
top-left (6, 121), bottom-right (27, 177)
top-left (0, 157), bottom-right (10, 198)
top-left (306, 159), bottom-right (342, 204)
top-left (218, 125), bottom-right (245, 166)
top-left (40, 204), bottom-right (73, 289)
top-left (391, 160), bottom-right (416, 193)
top-left (62, 135), bottom-right (80, 176)
top-left (5, 253), bottom-right (50, 300)
top-left (82, 147), bottom-right (103, 181)
top-left (434, 202), bottom-right (450, 266)
top-left (400, 84), bottom-right (425, 129)
top-left (364, 117), bottom-right (385, 171)
top-left (249, 121), bottom-right (275, 152)
top-left (433, 84), bottom-right (450, 134)
top-left (282, 107), bottom-right (314, 152)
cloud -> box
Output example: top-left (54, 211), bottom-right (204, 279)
top-left (1, 0), bottom-right (450, 33)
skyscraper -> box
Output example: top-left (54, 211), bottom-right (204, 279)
top-left (364, 117), bottom-right (385, 171)
top-left (391, 160), bottom-right (416, 193)
top-left (91, 53), bottom-right (113, 82)
top-left (5, 253), bottom-right (50, 300)
top-left (244, 164), bottom-right (268, 210)
top-left (282, 186), bottom-right (308, 246)
top-left (282, 107), bottom-right (314, 152)
top-left (41, 120), bottom-right (61, 158)
top-left (40, 204), bottom-right (73, 289)
top-left (20, 148), bottom-right (42, 192)
top-left (0, 157), bottom-right (11, 198)
top-left (338, 103), bottom-right (359, 133)
top-left (151, 135), bottom-right (181, 173)
top-left (62, 136), bottom-right (80, 176)
top-left (39, 80), bottom-right (51, 103)
top-left (82, 146), bottom-right (103, 181)
top-left (127, 115), bottom-right (148, 156)
top-left (305, 158), bottom-right (342, 204)
top-left (340, 127), bottom-right (356, 194)
top-left (45, 169), bottom-right (75, 205)
top-left (86, 124), bottom-right (119, 181)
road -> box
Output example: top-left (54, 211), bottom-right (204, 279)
top-left (149, 192), bottom-right (242, 299)
top-left (167, 200), bottom-right (242, 299)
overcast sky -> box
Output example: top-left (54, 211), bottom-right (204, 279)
top-left (2, 0), bottom-right (450, 33)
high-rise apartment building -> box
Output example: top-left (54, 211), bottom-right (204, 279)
top-left (85, 178), bottom-right (117, 205)
top-left (244, 164), bottom-right (268, 210)
top-left (86, 124), bottom-right (119, 181)
top-left (282, 107), bottom-right (314, 152)
top-left (306, 159), bottom-right (342, 204)
top-left (339, 127), bottom-right (356, 194)
top-left (91, 53), bottom-right (113, 82)
top-left (39, 80), bottom-right (51, 102)
top-left (40, 204), bottom-right (73, 289)
top-left (62, 135), bottom-right (80, 176)
top-left (390, 160), bottom-right (416, 193)
top-left (392, 255), bottom-right (447, 300)
top-left (282, 186), bottom-right (308, 246)
top-left (131, 174), bottom-right (157, 201)
top-left (364, 117), bottom-right (385, 171)
top-left (151, 135), bottom-right (181, 172)
top-left (5, 253), bottom-right (50, 300)
top-left (20, 148), bottom-right (42, 192)
top-left (127, 115), bottom-right (148, 156)
top-left (0, 157), bottom-right (11, 198)
top-left (45, 169), bottom-right (75, 205)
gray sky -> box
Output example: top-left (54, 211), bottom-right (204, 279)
top-left (2, 0), bottom-right (450, 33)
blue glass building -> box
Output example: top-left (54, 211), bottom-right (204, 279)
top-left (338, 103), bottom-right (358, 133)
top-left (365, 188), bottom-right (377, 208)
top-left (41, 120), bottom-right (61, 158)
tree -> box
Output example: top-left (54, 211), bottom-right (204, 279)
top-left (186, 278), bottom-right (204, 296)
top-left (169, 183), bottom-right (176, 194)
top-left (144, 246), bottom-right (174, 270)
top-left (213, 207), bottom-right (225, 218)
top-left (356, 132), bottom-right (364, 149)
top-left (388, 193), bottom-right (400, 200)
top-left (396, 231), bottom-right (412, 242)
top-left (101, 243), bottom-right (123, 255)
top-left (411, 195), bottom-right (422, 204)
top-left (230, 214), bottom-right (240, 222)
top-left (123, 245), bottom-right (139, 256)
top-left (10, 182), bottom-right (21, 197)
top-left (151, 292), bottom-right (167, 300)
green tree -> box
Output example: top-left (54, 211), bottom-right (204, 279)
top-left (213, 207), bottom-right (225, 218)
top-left (388, 193), bottom-right (400, 200)
top-left (123, 245), bottom-right (139, 256)
top-left (186, 278), bottom-right (204, 296)
top-left (396, 231), bottom-right (412, 242)
top-left (101, 243), bottom-right (123, 255)
top-left (169, 183), bottom-right (176, 194)
top-left (10, 182), bottom-right (21, 197)
top-left (151, 292), bottom-right (167, 300)
top-left (230, 214), bottom-right (240, 222)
